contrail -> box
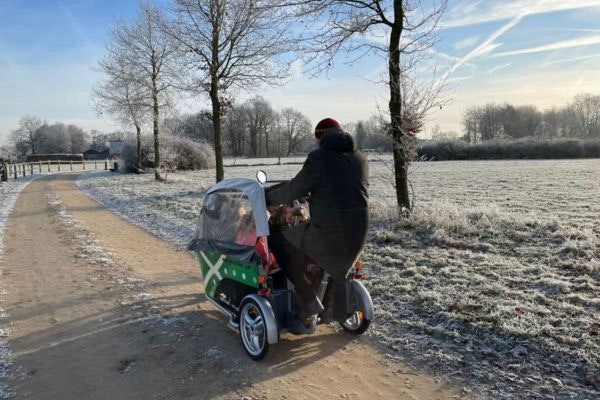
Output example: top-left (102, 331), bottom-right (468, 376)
top-left (447, 15), bottom-right (523, 78)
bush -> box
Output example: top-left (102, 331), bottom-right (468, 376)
top-left (120, 136), bottom-right (154, 173)
top-left (161, 136), bottom-right (215, 171)
top-left (120, 136), bottom-right (215, 173)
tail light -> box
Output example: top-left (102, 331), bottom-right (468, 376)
top-left (353, 260), bottom-right (364, 279)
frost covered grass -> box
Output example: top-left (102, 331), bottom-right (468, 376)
top-left (368, 201), bottom-right (599, 399)
top-left (76, 158), bottom-right (600, 399)
top-left (0, 177), bottom-right (39, 255)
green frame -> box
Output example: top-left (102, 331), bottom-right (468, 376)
top-left (197, 250), bottom-right (260, 298)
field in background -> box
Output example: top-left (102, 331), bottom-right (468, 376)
top-left (77, 158), bottom-right (600, 399)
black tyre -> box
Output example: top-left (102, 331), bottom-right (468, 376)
top-left (239, 298), bottom-right (272, 360)
top-left (340, 281), bottom-right (373, 335)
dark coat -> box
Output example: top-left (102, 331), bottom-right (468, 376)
top-left (266, 128), bottom-right (369, 278)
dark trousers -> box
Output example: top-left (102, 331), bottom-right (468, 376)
top-left (268, 229), bottom-right (319, 308)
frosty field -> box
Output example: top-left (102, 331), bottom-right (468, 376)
top-left (75, 158), bottom-right (600, 399)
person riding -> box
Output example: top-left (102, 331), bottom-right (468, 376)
top-left (266, 117), bottom-right (369, 324)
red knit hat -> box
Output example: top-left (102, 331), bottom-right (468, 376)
top-left (314, 118), bottom-right (341, 139)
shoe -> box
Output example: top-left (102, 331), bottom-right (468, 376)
top-left (288, 316), bottom-right (316, 335)
top-left (297, 297), bottom-right (324, 321)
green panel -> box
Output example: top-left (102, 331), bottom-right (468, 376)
top-left (220, 257), bottom-right (259, 289)
top-left (196, 251), bottom-right (259, 298)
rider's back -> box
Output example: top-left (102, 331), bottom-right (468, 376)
top-left (267, 128), bottom-right (369, 278)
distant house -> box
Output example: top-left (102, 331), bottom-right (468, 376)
top-left (83, 149), bottom-right (110, 160)
top-left (109, 139), bottom-right (124, 157)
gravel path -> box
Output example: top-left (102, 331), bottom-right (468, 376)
top-left (0, 174), bottom-right (462, 399)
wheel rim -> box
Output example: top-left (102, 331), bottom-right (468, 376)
top-left (240, 302), bottom-right (266, 356)
top-left (342, 310), bottom-right (364, 331)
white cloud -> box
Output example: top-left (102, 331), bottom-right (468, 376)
top-left (491, 34), bottom-right (600, 58)
top-left (447, 75), bottom-right (473, 84)
top-left (542, 52), bottom-right (600, 66)
top-left (486, 63), bottom-right (512, 74)
top-left (444, 0), bottom-right (600, 27)
top-left (454, 36), bottom-right (480, 51)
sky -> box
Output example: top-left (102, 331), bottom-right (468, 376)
top-left (2, 0), bottom-right (600, 143)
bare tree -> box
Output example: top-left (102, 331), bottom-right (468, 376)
top-left (571, 93), bottom-right (600, 138)
top-left (67, 125), bottom-right (91, 153)
top-left (245, 96), bottom-right (277, 157)
top-left (163, 0), bottom-right (293, 182)
top-left (93, 48), bottom-right (149, 172)
top-left (223, 106), bottom-right (250, 157)
top-left (279, 107), bottom-right (311, 156)
top-left (286, 0), bottom-right (449, 213)
top-left (10, 115), bottom-right (44, 156)
top-left (97, 3), bottom-right (180, 180)
top-left (34, 123), bottom-right (72, 154)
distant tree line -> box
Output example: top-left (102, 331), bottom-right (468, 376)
top-left (418, 137), bottom-right (600, 161)
top-left (160, 95), bottom-right (314, 158)
top-left (462, 93), bottom-right (600, 143)
top-left (4, 115), bottom-right (98, 161)
top-left (344, 117), bottom-right (392, 153)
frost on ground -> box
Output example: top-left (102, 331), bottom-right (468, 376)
top-left (76, 158), bottom-right (600, 400)
top-left (46, 189), bottom-right (192, 337)
top-left (0, 177), bottom-right (39, 399)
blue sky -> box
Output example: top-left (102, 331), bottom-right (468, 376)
top-left (2, 0), bottom-right (600, 142)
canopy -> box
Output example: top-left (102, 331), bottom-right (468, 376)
top-left (204, 178), bottom-right (269, 237)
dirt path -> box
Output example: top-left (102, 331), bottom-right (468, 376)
top-left (0, 174), bottom-right (464, 400)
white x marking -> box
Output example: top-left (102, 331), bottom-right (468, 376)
top-left (199, 251), bottom-right (224, 288)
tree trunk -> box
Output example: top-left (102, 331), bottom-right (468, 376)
top-left (135, 123), bottom-right (142, 174)
top-left (30, 134), bottom-right (36, 155)
top-left (152, 86), bottom-right (163, 181)
top-left (250, 127), bottom-right (257, 157)
top-left (210, 8), bottom-right (224, 182)
top-left (265, 124), bottom-right (270, 157)
top-left (152, 90), bottom-right (164, 182)
top-left (210, 81), bottom-right (224, 182)
top-left (389, 0), bottom-right (411, 214)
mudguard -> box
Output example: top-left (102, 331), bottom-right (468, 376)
top-left (333, 279), bottom-right (374, 322)
top-left (244, 294), bottom-right (279, 344)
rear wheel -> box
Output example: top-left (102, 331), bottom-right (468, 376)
top-left (239, 298), bottom-right (272, 360)
top-left (340, 281), bottom-right (372, 335)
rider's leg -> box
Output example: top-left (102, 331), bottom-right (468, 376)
top-left (269, 231), bottom-right (323, 319)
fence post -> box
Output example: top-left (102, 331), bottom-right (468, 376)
top-left (70, 161), bottom-right (73, 171)
top-left (38, 162), bottom-right (42, 173)
top-left (22, 164), bottom-right (26, 177)
top-left (1, 161), bottom-right (7, 182)
top-left (83, 161), bottom-right (86, 170)
top-left (30, 163), bottom-right (34, 175)
top-left (105, 160), bottom-right (108, 170)
top-left (58, 161), bottom-right (61, 172)
top-left (14, 164), bottom-right (18, 179)
top-left (47, 161), bottom-right (51, 172)
top-left (94, 160), bottom-right (97, 170)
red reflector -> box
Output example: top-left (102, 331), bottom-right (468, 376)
top-left (355, 260), bottom-right (363, 271)
top-left (257, 288), bottom-right (271, 296)
top-left (352, 273), bottom-right (363, 280)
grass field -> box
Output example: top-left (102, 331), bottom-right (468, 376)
top-left (77, 158), bottom-right (600, 399)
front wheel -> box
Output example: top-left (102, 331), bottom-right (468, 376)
top-left (340, 280), bottom-right (373, 335)
top-left (239, 297), bottom-right (272, 360)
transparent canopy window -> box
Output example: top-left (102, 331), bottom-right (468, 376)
top-left (197, 189), bottom-right (256, 246)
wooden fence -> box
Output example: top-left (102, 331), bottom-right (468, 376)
top-left (0, 160), bottom-right (111, 182)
